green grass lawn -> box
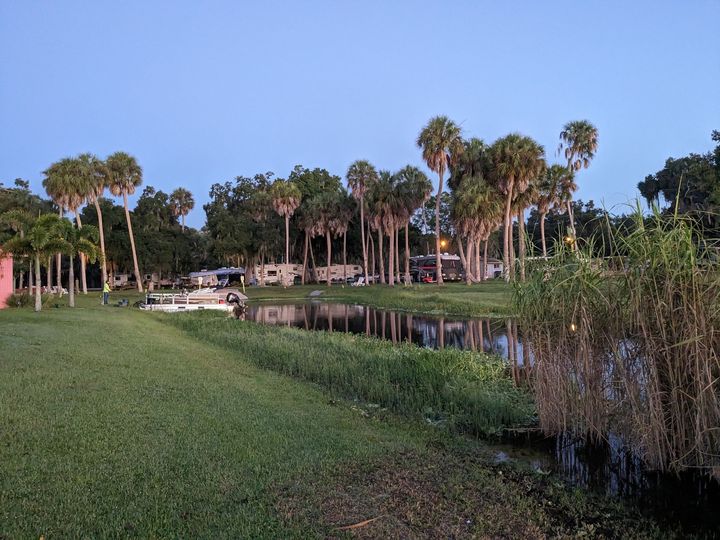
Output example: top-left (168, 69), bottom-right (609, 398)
top-left (243, 281), bottom-right (512, 317)
top-left (0, 294), bottom-right (665, 538)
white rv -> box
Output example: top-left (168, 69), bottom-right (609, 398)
top-left (313, 264), bottom-right (363, 284)
top-left (253, 263), bottom-right (303, 286)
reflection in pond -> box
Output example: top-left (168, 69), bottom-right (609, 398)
top-left (244, 301), bottom-right (529, 361)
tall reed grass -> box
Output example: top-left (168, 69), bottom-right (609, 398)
top-left (515, 206), bottom-right (720, 477)
top-left (163, 311), bottom-right (534, 437)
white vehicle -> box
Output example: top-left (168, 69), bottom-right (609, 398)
top-left (313, 264), bottom-right (363, 283)
top-left (253, 263), bottom-right (303, 286)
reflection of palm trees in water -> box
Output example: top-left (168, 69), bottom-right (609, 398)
top-left (242, 303), bottom-right (526, 362)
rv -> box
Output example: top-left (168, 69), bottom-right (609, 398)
top-left (312, 264), bottom-right (363, 284)
top-left (252, 263), bottom-right (303, 286)
top-left (410, 254), bottom-right (463, 282)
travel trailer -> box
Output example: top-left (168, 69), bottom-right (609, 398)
top-left (252, 263), bottom-right (303, 286)
top-left (312, 264), bottom-right (363, 284)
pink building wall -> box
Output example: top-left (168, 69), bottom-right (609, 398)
top-left (0, 254), bottom-right (13, 309)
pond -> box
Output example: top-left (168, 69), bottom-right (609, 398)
top-left (243, 300), bottom-right (719, 534)
top-left (244, 301), bottom-right (530, 363)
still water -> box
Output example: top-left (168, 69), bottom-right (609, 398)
top-left (243, 301), bottom-right (719, 533)
top-left (244, 301), bottom-right (530, 363)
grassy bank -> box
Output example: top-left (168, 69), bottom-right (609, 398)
top-left (0, 295), bottom-right (666, 537)
top-left (164, 311), bottom-right (533, 436)
top-left (244, 280), bottom-right (512, 317)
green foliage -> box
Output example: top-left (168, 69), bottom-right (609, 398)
top-left (515, 207), bottom-right (720, 477)
top-left (166, 311), bottom-right (534, 436)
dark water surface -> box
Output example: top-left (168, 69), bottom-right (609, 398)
top-left (245, 301), bottom-right (720, 534)
top-left (244, 301), bottom-right (530, 362)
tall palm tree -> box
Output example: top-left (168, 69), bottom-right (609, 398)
top-left (43, 157), bottom-right (90, 294)
top-left (269, 180), bottom-right (302, 268)
top-left (513, 177), bottom-right (541, 281)
top-left (489, 134), bottom-right (545, 282)
top-left (308, 191), bottom-right (341, 287)
top-left (3, 214), bottom-right (66, 312)
top-left (346, 160), bottom-right (379, 285)
top-left (169, 187), bottom-right (195, 231)
top-left (330, 192), bottom-right (354, 283)
top-left (78, 153), bottom-right (110, 285)
top-left (536, 164), bottom-right (572, 257)
top-left (106, 151), bottom-right (144, 292)
top-left (396, 166), bottom-right (432, 284)
top-left (417, 116), bottom-right (464, 285)
top-left (58, 221), bottom-right (99, 308)
top-left (558, 120), bottom-right (598, 241)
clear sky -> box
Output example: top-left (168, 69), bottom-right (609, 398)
top-left (1, 1), bottom-right (718, 228)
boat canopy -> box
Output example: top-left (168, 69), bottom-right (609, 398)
top-left (188, 267), bottom-right (245, 278)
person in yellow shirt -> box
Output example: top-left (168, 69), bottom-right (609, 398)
top-left (102, 280), bottom-right (111, 305)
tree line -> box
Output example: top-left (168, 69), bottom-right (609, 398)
top-left (2, 125), bottom-right (718, 298)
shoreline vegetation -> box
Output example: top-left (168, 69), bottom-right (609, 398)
top-left (0, 295), bottom-right (670, 537)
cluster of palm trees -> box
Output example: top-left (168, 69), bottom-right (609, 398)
top-left (1, 213), bottom-right (99, 311)
top-left (416, 116), bottom-right (598, 283)
top-left (39, 152), bottom-right (195, 294)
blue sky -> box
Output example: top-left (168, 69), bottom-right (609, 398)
top-left (1, 0), bottom-right (718, 228)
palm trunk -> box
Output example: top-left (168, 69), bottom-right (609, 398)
top-left (181, 214), bottom-right (186, 232)
top-left (482, 239), bottom-right (489, 281)
top-left (46, 255), bottom-right (52, 290)
top-left (540, 211), bottom-right (547, 257)
top-left (435, 170), bottom-right (444, 285)
top-left (509, 219), bottom-right (515, 280)
top-left (369, 232), bottom-right (376, 284)
top-left (75, 212), bottom-right (88, 294)
top-left (122, 192), bottom-right (143, 292)
top-left (342, 231), bottom-right (347, 283)
top-left (68, 255), bottom-right (75, 307)
top-left (360, 196), bottom-right (368, 284)
top-left (462, 238), bottom-right (473, 285)
top-left (56, 207), bottom-right (62, 290)
top-left (394, 227), bottom-right (400, 282)
top-left (388, 224), bottom-right (395, 287)
top-left (377, 228), bottom-right (385, 284)
top-left (503, 184), bottom-right (514, 282)
top-left (28, 260), bottom-right (32, 293)
top-left (93, 196), bottom-right (108, 284)
top-left (284, 214), bottom-right (290, 265)
top-left (326, 231), bottom-right (332, 287)
top-left (474, 238), bottom-right (481, 281)
top-left (309, 238), bottom-right (317, 282)
top-left (34, 255), bottom-right (42, 312)
top-left (518, 209), bottom-right (526, 282)
top-left (301, 232), bottom-right (309, 285)
top-left (404, 223), bottom-right (411, 285)
top-left (567, 200), bottom-right (577, 251)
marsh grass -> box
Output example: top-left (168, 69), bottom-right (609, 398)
top-left (515, 207), bottom-right (720, 476)
top-left (164, 311), bottom-right (534, 436)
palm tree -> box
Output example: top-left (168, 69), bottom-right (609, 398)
top-left (307, 191), bottom-right (341, 287)
top-left (3, 214), bottom-right (66, 312)
top-left (489, 134), bottom-right (545, 282)
top-left (396, 166), bottom-right (432, 284)
top-left (106, 151), bottom-right (144, 292)
top-left (330, 192), bottom-right (354, 283)
top-left (346, 160), bottom-right (379, 285)
top-left (0, 209), bottom-right (33, 291)
top-left (536, 164), bottom-right (572, 257)
top-left (558, 120), bottom-right (599, 241)
top-left (513, 177), bottom-right (541, 281)
top-left (169, 187), bottom-right (195, 231)
top-left (43, 157), bottom-right (90, 294)
top-left (417, 116), bottom-right (464, 285)
top-left (269, 180), bottom-right (302, 267)
top-left (78, 153), bottom-right (110, 285)
top-left (58, 221), bottom-right (99, 308)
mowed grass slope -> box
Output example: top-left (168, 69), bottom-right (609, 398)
top-left (0, 298), bottom-right (422, 537)
top-left (244, 281), bottom-right (512, 317)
